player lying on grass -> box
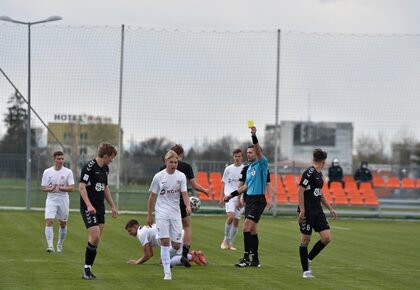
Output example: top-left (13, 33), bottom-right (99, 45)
top-left (125, 219), bottom-right (207, 266)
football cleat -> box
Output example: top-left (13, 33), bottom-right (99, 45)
top-left (191, 250), bottom-right (200, 264)
top-left (82, 267), bottom-right (96, 280)
top-left (56, 245), bottom-right (63, 253)
top-left (302, 270), bottom-right (314, 279)
top-left (228, 244), bottom-right (237, 251)
top-left (163, 272), bottom-right (172, 280)
top-left (181, 256), bottom-right (191, 268)
top-left (46, 247), bottom-right (55, 253)
top-left (197, 250), bottom-right (208, 266)
top-left (220, 239), bottom-right (228, 250)
top-left (250, 260), bottom-right (261, 268)
top-left (234, 258), bottom-right (251, 267)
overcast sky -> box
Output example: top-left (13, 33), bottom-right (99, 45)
top-left (1, 0), bottom-right (420, 155)
top-left (1, 0), bottom-right (420, 34)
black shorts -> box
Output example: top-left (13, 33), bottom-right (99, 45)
top-left (180, 197), bottom-right (187, 219)
top-left (80, 208), bottom-right (105, 228)
top-left (299, 210), bottom-right (330, 235)
top-left (244, 195), bottom-right (267, 223)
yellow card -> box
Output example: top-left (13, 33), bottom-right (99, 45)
top-left (247, 120), bottom-right (254, 128)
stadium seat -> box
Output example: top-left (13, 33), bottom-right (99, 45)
top-left (323, 191), bottom-right (333, 203)
top-left (275, 193), bottom-right (288, 203)
top-left (344, 181), bottom-right (358, 193)
top-left (283, 175), bottom-right (297, 185)
top-left (288, 193), bottom-right (298, 204)
top-left (285, 183), bottom-right (298, 196)
top-left (330, 187), bottom-right (346, 197)
top-left (329, 181), bottom-right (344, 190)
top-left (343, 176), bottom-right (355, 183)
top-left (322, 183), bottom-right (329, 195)
top-left (364, 195), bottom-right (379, 206)
top-left (349, 195), bottom-right (364, 206)
top-left (334, 195), bottom-right (348, 205)
top-left (346, 188), bottom-right (361, 197)
top-left (416, 178), bottom-right (420, 189)
top-left (196, 171), bottom-right (211, 200)
top-left (401, 178), bottom-right (415, 189)
top-left (359, 182), bottom-right (373, 193)
top-left (271, 174), bottom-right (286, 195)
top-left (209, 172), bottom-right (223, 201)
top-left (387, 177), bottom-right (400, 188)
top-left (372, 176), bottom-right (386, 188)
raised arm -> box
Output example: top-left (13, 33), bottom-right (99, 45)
top-left (250, 126), bottom-right (263, 160)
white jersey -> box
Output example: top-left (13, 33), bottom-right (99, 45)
top-left (137, 225), bottom-right (160, 247)
top-left (149, 169), bottom-right (187, 220)
top-left (222, 164), bottom-right (244, 196)
top-left (41, 166), bottom-right (74, 198)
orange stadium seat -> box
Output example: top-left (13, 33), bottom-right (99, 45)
top-left (364, 195), bottom-right (379, 206)
top-left (288, 192), bottom-right (298, 204)
top-left (387, 177), bottom-right (400, 189)
top-left (283, 175), bottom-right (297, 185)
top-left (372, 176), bottom-right (386, 188)
top-left (323, 191), bottom-right (333, 203)
top-left (334, 195), bottom-right (348, 206)
top-left (344, 181), bottom-right (358, 193)
top-left (343, 176), bottom-right (355, 183)
top-left (271, 174), bottom-right (286, 195)
top-left (196, 171), bottom-right (211, 200)
top-left (401, 178), bottom-right (415, 189)
top-left (329, 181), bottom-right (344, 190)
top-left (330, 187), bottom-right (346, 197)
top-left (285, 183), bottom-right (298, 196)
top-left (416, 178), bottom-right (420, 189)
top-left (346, 188), bottom-right (361, 197)
top-left (359, 182), bottom-right (373, 193)
top-left (209, 172), bottom-right (223, 201)
top-left (349, 194), bottom-right (364, 206)
top-left (276, 193), bottom-right (288, 203)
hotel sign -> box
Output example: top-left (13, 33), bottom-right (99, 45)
top-left (54, 114), bottom-right (112, 124)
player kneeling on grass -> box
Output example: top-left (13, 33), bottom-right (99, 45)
top-left (147, 150), bottom-right (192, 280)
top-left (297, 148), bottom-right (337, 278)
top-left (125, 219), bottom-right (207, 266)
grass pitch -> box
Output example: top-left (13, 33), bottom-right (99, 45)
top-left (0, 211), bottom-right (419, 290)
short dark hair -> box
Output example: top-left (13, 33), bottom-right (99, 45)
top-left (125, 219), bottom-right (139, 230)
top-left (313, 148), bottom-right (327, 162)
top-left (171, 144), bottom-right (184, 156)
top-left (232, 148), bottom-right (242, 155)
top-left (53, 151), bottom-right (64, 158)
top-left (97, 142), bottom-right (117, 158)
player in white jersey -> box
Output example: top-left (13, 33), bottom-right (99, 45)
top-left (147, 150), bottom-right (191, 280)
top-left (41, 151), bottom-right (75, 253)
top-left (219, 148), bottom-right (244, 251)
top-left (125, 219), bottom-right (206, 266)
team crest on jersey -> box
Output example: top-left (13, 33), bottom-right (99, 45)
top-left (250, 168), bottom-right (256, 176)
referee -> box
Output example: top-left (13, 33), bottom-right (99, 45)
top-left (225, 126), bottom-right (268, 267)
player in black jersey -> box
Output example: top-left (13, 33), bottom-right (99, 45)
top-left (297, 148), bottom-right (336, 278)
top-left (168, 144), bottom-right (209, 267)
top-left (79, 142), bottom-right (118, 279)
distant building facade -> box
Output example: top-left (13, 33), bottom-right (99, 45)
top-left (265, 121), bottom-right (353, 174)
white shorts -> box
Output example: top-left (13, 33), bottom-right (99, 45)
top-left (225, 197), bottom-right (242, 220)
top-left (156, 218), bottom-right (183, 243)
top-left (44, 194), bottom-right (69, 221)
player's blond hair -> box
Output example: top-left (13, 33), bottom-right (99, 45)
top-left (165, 150), bottom-right (179, 161)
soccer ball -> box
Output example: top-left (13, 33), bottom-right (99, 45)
top-left (189, 196), bottom-right (201, 212)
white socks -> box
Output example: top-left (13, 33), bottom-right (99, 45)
top-left (45, 226), bottom-right (54, 248)
top-left (230, 226), bottom-right (238, 245)
top-left (161, 246), bottom-right (171, 275)
top-left (224, 223), bottom-right (232, 242)
top-left (58, 226), bottom-right (67, 246)
top-left (169, 246), bottom-right (178, 258)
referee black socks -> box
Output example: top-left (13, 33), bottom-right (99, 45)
top-left (243, 232), bottom-right (252, 260)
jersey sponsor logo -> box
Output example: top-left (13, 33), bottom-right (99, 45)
top-left (83, 174), bottom-right (89, 181)
top-left (95, 183), bottom-right (105, 192)
top-left (95, 171), bottom-right (100, 174)
top-left (160, 189), bottom-right (166, 195)
top-left (313, 188), bottom-right (322, 197)
top-left (302, 179), bottom-right (309, 186)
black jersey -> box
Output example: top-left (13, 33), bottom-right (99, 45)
top-left (298, 166), bottom-right (324, 212)
top-left (80, 159), bottom-right (109, 214)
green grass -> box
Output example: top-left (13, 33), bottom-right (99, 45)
top-left (0, 211), bottom-right (419, 289)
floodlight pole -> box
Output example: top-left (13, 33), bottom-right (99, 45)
top-left (0, 15), bottom-right (62, 210)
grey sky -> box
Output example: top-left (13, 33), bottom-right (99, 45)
top-left (1, 0), bottom-right (420, 154)
top-left (1, 0), bottom-right (420, 33)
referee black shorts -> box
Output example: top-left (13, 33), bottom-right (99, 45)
top-left (244, 195), bottom-right (267, 223)
top-left (299, 210), bottom-right (330, 235)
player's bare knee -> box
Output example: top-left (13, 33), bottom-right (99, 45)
top-left (59, 221), bottom-right (67, 227)
top-left (301, 236), bottom-right (311, 246)
top-left (321, 236), bottom-right (331, 244)
top-left (46, 219), bottom-right (54, 226)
